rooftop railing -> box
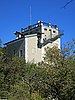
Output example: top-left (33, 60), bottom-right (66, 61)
top-left (21, 21), bottom-right (59, 34)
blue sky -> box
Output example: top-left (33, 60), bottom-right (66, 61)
top-left (0, 0), bottom-right (75, 46)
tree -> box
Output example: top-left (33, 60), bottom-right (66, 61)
top-left (43, 46), bottom-right (63, 67)
top-left (32, 43), bottom-right (75, 100)
top-left (0, 48), bottom-right (42, 99)
top-left (0, 40), bottom-right (75, 100)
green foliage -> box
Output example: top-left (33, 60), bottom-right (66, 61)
top-left (62, 40), bottom-right (75, 59)
top-left (0, 40), bottom-right (75, 100)
top-left (31, 91), bottom-right (45, 100)
top-left (0, 48), bottom-right (40, 99)
top-left (32, 45), bottom-right (75, 99)
top-left (43, 47), bottom-right (63, 67)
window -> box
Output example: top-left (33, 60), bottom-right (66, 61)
top-left (53, 30), bottom-right (56, 33)
top-left (20, 50), bottom-right (23, 57)
top-left (49, 29), bottom-right (52, 31)
top-left (44, 28), bottom-right (47, 31)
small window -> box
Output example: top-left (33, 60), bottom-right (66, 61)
top-left (20, 50), bottom-right (23, 57)
top-left (49, 29), bottom-right (52, 31)
top-left (53, 30), bottom-right (56, 33)
top-left (44, 28), bottom-right (47, 31)
top-left (13, 50), bottom-right (16, 55)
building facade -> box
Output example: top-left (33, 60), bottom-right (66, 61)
top-left (5, 21), bottom-right (63, 63)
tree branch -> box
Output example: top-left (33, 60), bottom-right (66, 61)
top-left (62, 0), bottom-right (74, 8)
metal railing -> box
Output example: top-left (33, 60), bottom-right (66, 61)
top-left (21, 21), bottom-right (59, 34)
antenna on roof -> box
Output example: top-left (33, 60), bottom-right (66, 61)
top-left (30, 5), bottom-right (32, 25)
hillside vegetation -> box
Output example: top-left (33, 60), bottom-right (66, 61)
top-left (0, 40), bottom-right (75, 100)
